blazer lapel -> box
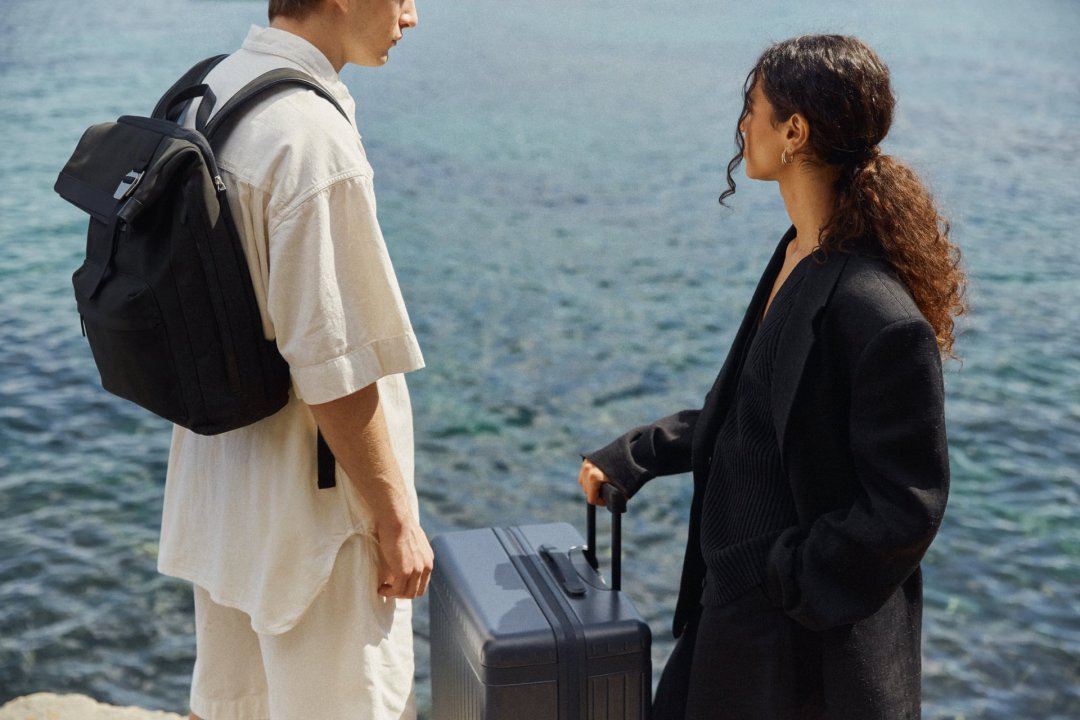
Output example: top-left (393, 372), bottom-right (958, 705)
top-left (771, 249), bottom-right (850, 455)
top-left (691, 227), bottom-right (795, 476)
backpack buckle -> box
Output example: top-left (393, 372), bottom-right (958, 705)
top-left (113, 169), bottom-right (144, 200)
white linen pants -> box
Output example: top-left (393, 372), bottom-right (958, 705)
top-left (189, 534), bottom-right (416, 720)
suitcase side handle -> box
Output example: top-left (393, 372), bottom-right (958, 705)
top-left (585, 483), bottom-right (626, 591)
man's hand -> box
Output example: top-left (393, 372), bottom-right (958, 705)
top-left (375, 516), bottom-right (434, 598)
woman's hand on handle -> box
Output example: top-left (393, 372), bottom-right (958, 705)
top-left (578, 458), bottom-right (613, 507)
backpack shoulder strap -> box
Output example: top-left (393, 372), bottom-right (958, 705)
top-left (201, 68), bottom-right (350, 144)
top-left (161, 64), bottom-right (348, 492)
top-left (151, 54), bottom-right (229, 121)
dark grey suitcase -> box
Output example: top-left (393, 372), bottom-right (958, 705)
top-left (429, 486), bottom-right (651, 720)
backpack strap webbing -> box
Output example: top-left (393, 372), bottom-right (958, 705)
top-left (194, 67), bottom-right (350, 492)
top-left (153, 56), bottom-right (350, 492)
top-left (317, 431), bottom-right (336, 490)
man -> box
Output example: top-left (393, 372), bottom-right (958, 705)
top-left (156, 1), bottom-right (431, 718)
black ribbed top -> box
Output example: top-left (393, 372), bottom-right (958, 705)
top-left (699, 257), bottom-right (808, 607)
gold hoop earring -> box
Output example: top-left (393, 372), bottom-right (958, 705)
top-left (781, 149), bottom-right (793, 166)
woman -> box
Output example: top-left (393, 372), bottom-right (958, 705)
top-left (578, 35), bottom-right (965, 719)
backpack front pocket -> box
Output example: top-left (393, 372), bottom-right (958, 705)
top-left (73, 263), bottom-right (187, 424)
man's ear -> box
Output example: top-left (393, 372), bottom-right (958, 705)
top-left (786, 113), bottom-right (811, 154)
top-left (325, 0), bottom-right (349, 14)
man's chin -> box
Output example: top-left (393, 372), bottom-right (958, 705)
top-left (356, 55), bottom-right (390, 68)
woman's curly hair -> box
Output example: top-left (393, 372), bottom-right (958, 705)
top-left (722, 35), bottom-right (967, 356)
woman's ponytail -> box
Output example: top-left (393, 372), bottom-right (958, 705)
top-left (826, 153), bottom-right (966, 357)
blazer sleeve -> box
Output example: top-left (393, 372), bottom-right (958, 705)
top-left (765, 317), bottom-right (949, 631)
top-left (584, 409), bottom-right (700, 498)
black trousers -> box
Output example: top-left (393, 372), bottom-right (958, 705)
top-left (652, 587), bottom-right (826, 720)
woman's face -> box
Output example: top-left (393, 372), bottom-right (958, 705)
top-left (738, 81), bottom-right (787, 181)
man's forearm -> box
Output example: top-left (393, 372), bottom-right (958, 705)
top-left (308, 381), bottom-right (433, 598)
top-left (308, 382), bottom-right (412, 523)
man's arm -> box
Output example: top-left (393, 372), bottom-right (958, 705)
top-left (308, 383), bottom-right (433, 599)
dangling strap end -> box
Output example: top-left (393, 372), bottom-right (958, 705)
top-left (316, 430), bottom-right (336, 489)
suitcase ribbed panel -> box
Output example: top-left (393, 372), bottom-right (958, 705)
top-left (430, 586), bottom-right (483, 720)
top-left (588, 671), bottom-right (648, 719)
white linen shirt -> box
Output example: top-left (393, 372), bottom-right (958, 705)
top-left (158, 26), bottom-right (425, 635)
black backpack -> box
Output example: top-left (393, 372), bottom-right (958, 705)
top-left (55, 55), bottom-right (342, 488)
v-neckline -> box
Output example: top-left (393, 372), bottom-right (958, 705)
top-left (762, 252), bottom-right (811, 322)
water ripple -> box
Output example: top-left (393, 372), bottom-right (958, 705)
top-left (3, 0), bottom-right (1080, 717)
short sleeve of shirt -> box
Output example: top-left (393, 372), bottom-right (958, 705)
top-left (267, 172), bottom-right (424, 404)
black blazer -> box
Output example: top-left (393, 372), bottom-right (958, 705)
top-left (587, 227), bottom-right (949, 717)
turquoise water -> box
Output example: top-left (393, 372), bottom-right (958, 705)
top-left (2, 0), bottom-right (1079, 717)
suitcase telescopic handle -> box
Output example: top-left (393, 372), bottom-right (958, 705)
top-left (585, 482), bottom-right (627, 591)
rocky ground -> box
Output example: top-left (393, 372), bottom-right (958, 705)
top-left (0, 694), bottom-right (184, 720)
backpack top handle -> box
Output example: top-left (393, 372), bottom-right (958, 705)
top-left (151, 54), bottom-right (229, 121)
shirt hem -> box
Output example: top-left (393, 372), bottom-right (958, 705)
top-left (158, 525), bottom-right (375, 636)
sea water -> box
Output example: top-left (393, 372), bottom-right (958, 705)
top-left (1, 0), bottom-right (1078, 717)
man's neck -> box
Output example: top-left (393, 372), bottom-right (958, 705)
top-left (270, 13), bottom-right (345, 72)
